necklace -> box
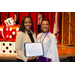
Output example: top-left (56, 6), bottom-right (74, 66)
top-left (40, 31), bottom-right (49, 43)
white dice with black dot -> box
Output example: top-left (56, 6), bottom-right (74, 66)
top-left (4, 18), bottom-right (15, 26)
top-left (1, 42), bottom-right (14, 54)
top-left (1, 42), bottom-right (17, 55)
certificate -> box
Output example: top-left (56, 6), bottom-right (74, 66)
top-left (24, 43), bottom-right (44, 58)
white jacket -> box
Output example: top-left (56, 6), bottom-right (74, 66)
top-left (15, 30), bottom-right (36, 62)
top-left (37, 32), bottom-right (60, 62)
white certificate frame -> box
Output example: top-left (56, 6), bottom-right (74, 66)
top-left (24, 43), bottom-right (44, 58)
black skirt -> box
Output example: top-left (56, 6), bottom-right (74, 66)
top-left (27, 58), bottom-right (37, 62)
top-left (17, 58), bottom-right (24, 62)
top-left (17, 58), bottom-right (37, 62)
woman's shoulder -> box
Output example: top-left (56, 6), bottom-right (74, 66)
top-left (49, 32), bottom-right (56, 40)
top-left (17, 31), bottom-right (25, 36)
top-left (37, 33), bottom-right (42, 37)
top-left (37, 33), bottom-right (42, 35)
top-left (33, 32), bottom-right (36, 35)
top-left (49, 32), bottom-right (55, 37)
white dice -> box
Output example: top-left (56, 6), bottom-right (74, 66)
top-left (4, 18), bottom-right (15, 27)
top-left (0, 42), bottom-right (16, 55)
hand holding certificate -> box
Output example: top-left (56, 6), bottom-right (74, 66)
top-left (24, 43), bottom-right (44, 58)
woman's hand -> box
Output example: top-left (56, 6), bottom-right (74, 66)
top-left (27, 56), bottom-right (36, 61)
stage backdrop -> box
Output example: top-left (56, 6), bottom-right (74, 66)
top-left (0, 12), bottom-right (62, 41)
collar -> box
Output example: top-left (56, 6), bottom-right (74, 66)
top-left (42, 31), bottom-right (50, 35)
top-left (25, 30), bottom-right (33, 34)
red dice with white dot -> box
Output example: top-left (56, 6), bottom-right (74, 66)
top-left (0, 25), bottom-right (6, 41)
top-left (7, 25), bottom-right (20, 42)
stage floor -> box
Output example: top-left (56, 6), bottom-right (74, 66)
top-left (0, 42), bottom-right (75, 61)
top-left (57, 42), bottom-right (75, 59)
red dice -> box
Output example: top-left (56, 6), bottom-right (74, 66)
top-left (0, 25), bottom-right (6, 41)
top-left (0, 25), bottom-right (20, 42)
top-left (8, 25), bottom-right (20, 41)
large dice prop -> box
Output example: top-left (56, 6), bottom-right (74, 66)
top-left (0, 25), bottom-right (19, 41)
top-left (0, 42), bottom-right (17, 55)
top-left (0, 25), bottom-right (19, 55)
top-left (4, 18), bottom-right (15, 27)
top-left (0, 25), bottom-right (6, 41)
top-left (7, 25), bottom-right (19, 41)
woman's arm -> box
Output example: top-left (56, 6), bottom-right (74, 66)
top-left (15, 32), bottom-right (28, 62)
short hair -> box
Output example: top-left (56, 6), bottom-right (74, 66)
top-left (41, 18), bottom-right (50, 25)
top-left (19, 16), bottom-right (34, 33)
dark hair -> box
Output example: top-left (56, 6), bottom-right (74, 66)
top-left (20, 16), bottom-right (34, 33)
top-left (41, 18), bottom-right (50, 25)
top-left (39, 12), bottom-right (42, 14)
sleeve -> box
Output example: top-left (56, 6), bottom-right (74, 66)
top-left (51, 35), bottom-right (60, 62)
top-left (36, 34), bottom-right (40, 42)
top-left (34, 32), bottom-right (36, 40)
top-left (15, 32), bottom-right (28, 62)
top-left (36, 34), bottom-right (38, 41)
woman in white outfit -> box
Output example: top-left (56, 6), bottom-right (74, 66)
top-left (37, 18), bottom-right (60, 62)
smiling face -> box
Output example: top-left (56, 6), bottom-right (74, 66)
top-left (24, 18), bottom-right (32, 31)
top-left (41, 21), bottom-right (50, 33)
